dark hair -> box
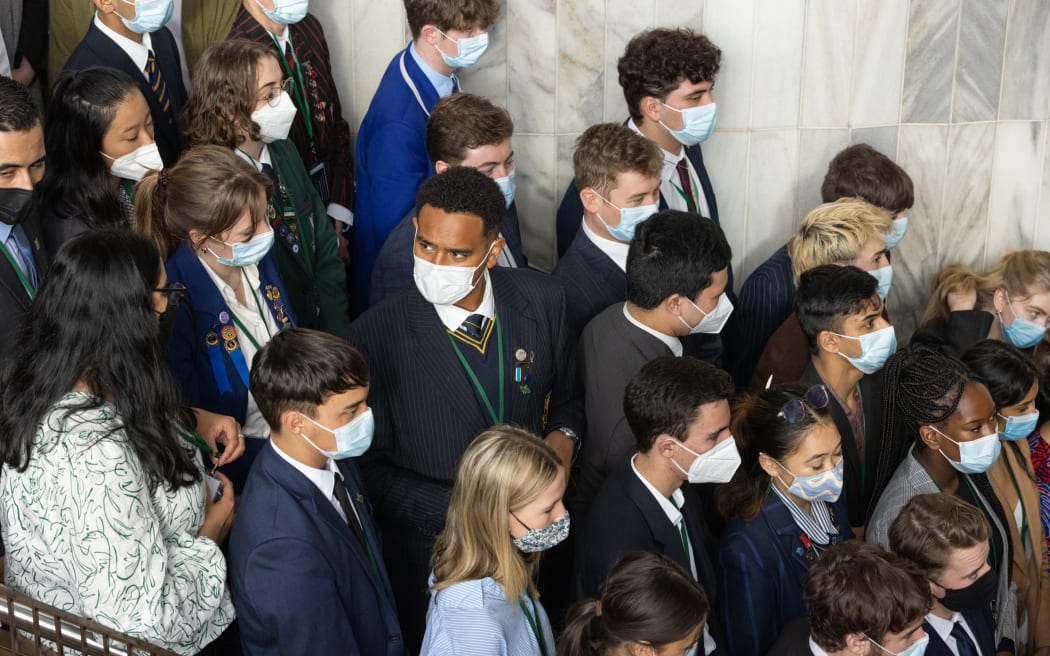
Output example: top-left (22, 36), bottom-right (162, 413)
top-left (962, 339), bottom-right (1039, 410)
top-left (37, 68), bottom-right (141, 230)
top-left (251, 328), bottom-right (370, 431)
top-left (795, 265), bottom-right (880, 353)
top-left (0, 230), bottom-right (200, 492)
top-left (0, 75), bottom-right (39, 132)
top-left (718, 384), bottom-right (834, 520)
top-left (820, 144), bottom-right (914, 213)
top-left (623, 356), bottom-right (734, 453)
top-left (414, 166), bottom-right (506, 235)
top-left (626, 210), bottom-right (732, 309)
top-left (618, 28), bottom-right (722, 122)
top-left (806, 542), bottom-right (930, 652)
top-left (889, 493), bottom-right (991, 579)
top-left (426, 93), bottom-right (513, 165)
top-left (403, 0), bottom-right (501, 39)
top-left (558, 551), bottom-right (708, 656)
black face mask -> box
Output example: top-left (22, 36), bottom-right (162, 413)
top-left (0, 188), bottom-right (34, 226)
top-left (934, 568), bottom-right (998, 613)
top-left (157, 301), bottom-right (179, 344)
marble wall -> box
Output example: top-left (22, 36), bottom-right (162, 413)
top-left (311, 0), bottom-right (1050, 339)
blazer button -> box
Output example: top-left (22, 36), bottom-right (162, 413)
top-left (388, 634), bottom-right (400, 643)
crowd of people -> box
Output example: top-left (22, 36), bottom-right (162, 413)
top-left (0, 0), bottom-right (1048, 655)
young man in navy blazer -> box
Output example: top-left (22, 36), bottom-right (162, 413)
top-left (230, 327), bottom-right (402, 656)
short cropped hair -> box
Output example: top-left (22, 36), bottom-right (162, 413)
top-left (618, 28), bottom-right (722, 123)
top-left (414, 166), bottom-right (506, 235)
top-left (806, 542), bottom-right (931, 652)
top-left (426, 93), bottom-right (513, 166)
top-left (889, 493), bottom-right (991, 579)
top-left (627, 210), bottom-right (732, 309)
top-left (404, 0), bottom-right (501, 39)
top-left (624, 356), bottom-right (734, 453)
top-left (821, 144), bottom-right (914, 213)
top-left (0, 76), bottom-right (40, 132)
top-left (788, 198), bottom-right (893, 282)
top-left (251, 328), bottom-right (370, 431)
top-left (795, 265), bottom-right (880, 353)
top-left (573, 123), bottom-right (661, 198)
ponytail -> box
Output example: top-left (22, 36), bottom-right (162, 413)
top-left (134, 169), bottom-right (178, 259)
top-left (557, 599), bottom-right (603, 656)
top-left (919, 263), bottom-right (983, 327)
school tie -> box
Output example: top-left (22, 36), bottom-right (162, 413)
top-left (260, 162), bottom-right (280, 194)
top-left (6, 227), bottom-right (38, 290)
top-left (950, 622), bottom-right (978, 656)
top-left (145, 50), bottom-right (174, 126)
top-left (332, 472), bottom-right (382, 578)
top-left (675, 159), bottom-right (697, 213)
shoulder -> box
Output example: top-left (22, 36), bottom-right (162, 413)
top-left (431, 577), bottom-right (507, 612)
top-left (493, 267), bottom-right (561, 296)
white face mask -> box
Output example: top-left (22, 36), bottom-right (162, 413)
top-left (251, 91), bottom-right (298, 143)
top-left (101, 142), bottom-right (163, 182)
top-left (412, 240), bottom-right (496, 306)
top-left (678, 292), bottom-right (734, 334)
top-left (669, 436), bottom-right (741, 484)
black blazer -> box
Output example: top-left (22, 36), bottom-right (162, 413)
top-left (64, 22), bottom-right (188, 166)
top-left (800, 362), bottom-right (884, 528)
top-left (910, 310), bottom-right (996, 359)
top-left (572, 461), bottom-right (724, 652)
top-left (551, 229), bottom-right (627, 339)
top-left (767, 616), bottom-right (813, 656)
top-left (0, 215), bottom-right (47, 349)
top-left (923, 609), bottom-right (995, 656)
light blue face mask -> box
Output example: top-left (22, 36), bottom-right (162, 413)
top-left (866, 634), bottom-right (930, 656)
top-left (869, 264), bottom-right (893, 300)
top-left (831, 325), bottom-right (897, 375)
top-left (660, 101), bottom-right (717, 146)
top-left (512, 512), bottom-right (570, 553)
top-left (595, 194), bottom-right (658, 242)
top-left (299, 408), bottom-right (375, 459)
top-left (931, 425), bottom-right (1001, 474)
top-left (999, 293), bottom-right (1048, 349)
top-left (494, 170), bottom-right (516, 208)
top-left (998, 410), bottom-right (1039, 441)
top-left (254, 0), bottom-right (309, 25)
top-left (209, 228), bottom-right (275, 268)
top-left (434, 29), bottom-right (489, 68)
top-left (117, 0), bottom-right (174, 34)
top-left (884, 216), bottom-right (908, 250)
top-left (774, 457), bottom-right (844, 503)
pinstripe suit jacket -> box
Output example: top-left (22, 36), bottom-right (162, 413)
top-left (724, 243), bottom-right (793, 388)
top-left (551, 228), bottom-right (626, 339)
top-left (346, 267), bottom-right (584, 539)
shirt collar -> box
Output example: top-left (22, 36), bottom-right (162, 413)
top-left (432, 269), bottom-right (495, 331)
top-left (408, 40), bottom-right (456, 98)
top-left (580, 218), bottom-right (629, 272)
top-left (630, 454), bottom-right (685, 525)
top-left (233, 145), bottom-right (273, 171)
top-left (623, 304), bottom-right (682, 356)
top-left (0, 222), bottom-right (14, 244)
top-left (270, 26), bottom-right (292, 54)
top-left (270, 439), bottom-right (338, 499)
top-left (770, 483), bottom-right (839, 546)
top-left (809, 637), bottom-right (831, 656)
top-left (94, 12), bottom-right (153, 73)
top-left (628, 116), bottom-right (685, 163)
top-left (197, 257), bottom-right (263, 303)
top-left (924, 611), bottom-right (966, 645)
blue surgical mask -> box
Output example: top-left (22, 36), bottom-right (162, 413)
top-left (299, 408), bottom-right (375, 459)
top-left (660, 102), bottom-right (717, 146)
top-left (774, 457), bottom-right (844, 503)
top-left (866, 634), bottom-right (929, 656)
top-left (931, 425), bottom-right (1001, 474)
top-left (512, 512), bottom-right (570, 553)
top-left (208, 228), bottom-right (275, 268)
top-left (998, 411), bottom-right (1039, 441)
top-left (884, 216), bottom-right (908, 250)
top-left (595, 194), bottom-right (658, 242)
top-left (495, 170), bottom-right (516, 208)
top-left (869, 265), bottom-right (893, 300)
top-left (831, 325), bottom-right (897, 375)
top-left (116, 0), bottom-right (174, 33)
top-left (253, 0), bottom-right (309, 25)
top-left (434, 29), bottom-right (489, 68)
top-left (999, 293), bottom-right (1048, 349)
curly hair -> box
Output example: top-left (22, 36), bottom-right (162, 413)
top-left (618, 28), bottom-right (722, 122)
top-left (183, 39), bottom-right (272, 149)
top-left (414, 166), bottom-right (506, 235)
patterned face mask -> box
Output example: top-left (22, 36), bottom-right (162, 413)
top-left (511, 512), bottom-right (570, 553)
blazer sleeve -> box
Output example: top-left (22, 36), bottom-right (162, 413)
top-left (306, 168), bottom-right (350, 335)
top-left (542, 281), bottom-right (585, 437)
top-left (358, 119), bottom-right (430, 258)
top-left (717, 530), bottom-right (776, 656)
top-left (726, 267), bottom-right (784, 387)
top-left (555, 178), bottom-right (584, 258)
top-left (312, 19), bottom-right (354, 212)
top-left (165, 275), bottom-right (203, 408)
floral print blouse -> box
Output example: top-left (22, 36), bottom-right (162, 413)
top-left (1029, 428), bottom-right (1050, 570)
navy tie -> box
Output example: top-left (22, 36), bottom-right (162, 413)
top-left (951, 621), bottom-right (978, 656)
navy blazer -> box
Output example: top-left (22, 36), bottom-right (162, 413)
top-left (551, 229), bottom-right (627, 339)
top-left (369, 202), bottom-right (528, 308)
top-left (64, 22), bottom-right (188, 167)
top-left (229, 442), bottom-right (403, 656)
top-left (923, 609), bottom-right (995, 656)
top-left (718, 493), bottom-right (852, 656)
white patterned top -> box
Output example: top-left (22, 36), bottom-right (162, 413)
top-left (0, 393), bottom-right (235, 655)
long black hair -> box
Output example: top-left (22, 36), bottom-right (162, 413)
top-left (0, 230), bottom-right (200, 492)
top-left (37, 67), bottom-right (140, 230)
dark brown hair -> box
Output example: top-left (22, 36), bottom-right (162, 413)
top-left (820, 144), bottom-right (914, 213)
top-left (618, 28), bottom-right (721, 122)
top-left (889, 493), bottom-right (990, 578)
top-left (426, 93), bottom-right (513, 165)
top-left (404, 0), bottom-right (501, 39)
top-left (183, 39), bottom-right (275, 149)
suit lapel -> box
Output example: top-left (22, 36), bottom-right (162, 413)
top-left (763, 495), bottom-right (812, 571)
top-left (623, 465), bottom-right (691, 571)
top-left (493, 272), bottom-right (539, 424)
top-left (685, 144), bottom-right (718, 224)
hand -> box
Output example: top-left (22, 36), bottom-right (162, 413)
top-left (333, 218), bottom-right (350, 263)
top-left (193, 408), bottom-right (245, 467)
top-left (197, 471), bottom-right (235, 544)
top-left (947, 286), bottom-right (977, 312)
top-left (544, 430), bottom-right (575, 479)
top-left (9, 58), bottom-right (35, 87)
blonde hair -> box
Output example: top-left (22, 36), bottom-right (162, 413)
top-left (573, 123), bottom-right (662, 198)
top-left (788, 198), bottom-right (893, 282)
top-left (431, 426), bottom-right (563, 602)
top-left (920, 249), bottom-right (1050, 327)
top-left (135, 145), bottom-right (273, 259)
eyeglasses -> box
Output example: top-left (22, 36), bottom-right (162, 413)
top-left (153, 282), bottom-right (186, 306)
top-left (777, 384), bottom-right (831, 424)
top-left (261, 78), bottom-right (295, 107)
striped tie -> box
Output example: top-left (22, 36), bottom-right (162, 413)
top-left (145, 50), bottom-right (174, 125)
top-left (451, 313), bottom-right (493, 353)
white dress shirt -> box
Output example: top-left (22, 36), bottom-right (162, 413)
top-left (93, 12), bottom-right (154, 79)
top-left (433, 269), bottom-right (495, 331)
top-left (628, 118), bottom-right (710, 218)
top-left (269, 440), bottom-right (362, 525)
top-left (581, 218), bottom-right (629, 272)
top-left (926, 611), bottom-right (983, 656)
top-left (623, 303), bottom-right (683, 356)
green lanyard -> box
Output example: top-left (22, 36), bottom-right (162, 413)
top-left (0, 237), bottom-right (35, 299)
top-left (447, 314), bottom-right (504, 425)
top-left (1002, 450), bottom-right (1030, 547)
top-left (959, 473), bottom-right (1002, 572)
top-left (228, 270), bottom-right (274, 351)
top-left (177, 427), bottom-right (214, 458)
top-left (519, 592), bottom-right (548, 656)
top-left (270, 34), bottom-right (315, 149)
top-left (669, 496), bottom-right (690, 557)
top-left (670, 178), bottom-right (698, 213)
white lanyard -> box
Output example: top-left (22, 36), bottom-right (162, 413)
top-left (399, 50), bottom-right (431, 117)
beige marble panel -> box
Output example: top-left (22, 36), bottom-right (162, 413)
top-left (952, 0), bottom-right (1006, 122)
top-left (797, 128), bottom-right (850, 223)
top-left (985, 121), bottom-right (1047, 263)
top-left (1038, 123), bottom-right (1050, 252)
top-left (655, 0), bottom-right (703, 30)
top-left (850, 127), bottom-right (899, 162)
top-left (940, 122), bottom-right (995, 269)
top-left (901, 0), bottom-right (960, 123)
top-left (851, 0), bottom-right (908, 127)
top-left (800, 0), bottom-right (855, 127)
top-left (310, 0), bottom-right (355, 128)
top-left (701, 131), bottom-right (749, 287)
top-left (514, 134), bottom-right (559, 270)
top-left (703, 0), bottom-right (755, 131)
top-left (750, 0), bottom-right (804, 129)
top-left (458, 0), bottom-right (509, 108)
top-left (556, 0), bottom-right (605, 133)
top-left (350, 1), bottom-right (408, 131)
top-left (745, 129), bottom-right (799, 279)
top-left (602, 0), bottom-right (655, 122)
top-left (507, 0), bottom-right (557, 134)
top-left (999, 0), bottom-right (1050, 120)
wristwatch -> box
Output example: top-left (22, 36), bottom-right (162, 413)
top-left (558, 426), bottom-right (581, 464)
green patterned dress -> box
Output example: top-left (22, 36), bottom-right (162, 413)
top-left (0, 393), bottom-right (235, 655)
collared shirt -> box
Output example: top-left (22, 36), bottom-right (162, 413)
top-left (269, 440), bottom-right (363, 525)
top-left (270, 25), bottom-right (292, 54)
top-left (93, 12), bottom-right (154, 78)
top-left (770, 481), bottom-right (839, 546)
top-left (827, 382), bottom-right (865, 463)
top-left (581, 217), bottom-right (629, 272)
top-left (926, 612), bottom-right (982, 656)
top-left (199, 260), bottom-right (278, 438)
top-left (623, 304), bottom-right (682, 356)
top-left (234, 144), bottom-right (273, 171)
top-left (433, 269), bottom-right (495, 331)
top-left (409, 40), bottom-right (456, 99)
top-left (628, 118), bottom-right (710, 218)
top-left (0, 222), bottom-right (36, 284)
top-left (809, 636), bottom-right (831, 656)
